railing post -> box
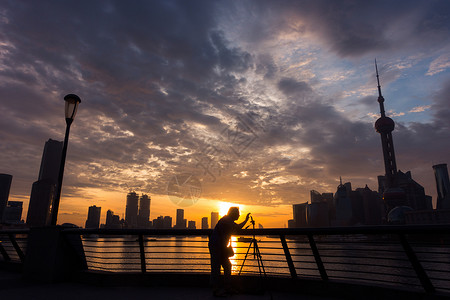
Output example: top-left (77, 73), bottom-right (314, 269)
top-left (399, 234), bottom-right (434, 293)
top-left (280, 234), bottom-right (297, 279)
top-left (8, 233), bottom-right (25, 262)
top-left (0, 242), bottom-right (11, 261)
top-left (138, 234), bottom-right (146, 273)
top-left (308, 234), bottom-right (328, 281)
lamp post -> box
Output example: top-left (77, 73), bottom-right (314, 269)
top-left (50, 94), bottom-right (81, 226)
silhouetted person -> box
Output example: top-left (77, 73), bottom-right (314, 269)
top-left (208, 207), bottom-right (250, 297)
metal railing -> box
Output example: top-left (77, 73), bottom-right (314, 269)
top-left (1, 225), bottom-right (449, 295)
top-left (0, 229), bottom-right (28, 263)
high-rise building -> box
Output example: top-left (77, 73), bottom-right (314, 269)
top-left (0, 174), bottom-right (13, 223)
top-left (85, 205), bottom-right (101, 229)
top-left (307, 190), bottom-right (329, 227)
top-left (153, 215), bottom-right (171, 229)
top-left (27, 139), bottom-right (62, 227)
top-left (153, 216), bottom-right (164, 229)
top-left (26, 179), bottom-right (55, 227)
top-left (3, 201), bottom-right (23, 224)
top-left (211, 212), bottom-right (219, 229)
top-left (201, 217), bottom-right (208, 229)
top-left (125, 192), bottom-right (139, 228)
top-left (355, 185), bottom-right (382, 225)
top-left (188, 220), bottom-right (196, 229)
top-left (175, 209), bottom-right (186, 229)
top-left (292, 203), bottom-right (308, 228)
top-left (163, 216), bottom-right (172, 229)
top-left (138, 194), bottom-right (151, 228)
top-left (38, 139), bottom-right (63, 182)
top-left (433, 164), bottom-right (450, 209)
top-left (333, 181), bottom-right (352, 226)
top-left (105, 210), bottom-right (121, 229)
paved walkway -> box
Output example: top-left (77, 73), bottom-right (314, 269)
top-left (0, 269), bottom-right (337, 300)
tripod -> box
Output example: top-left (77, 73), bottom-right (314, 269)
top-left (238, 216), bottom-right (272, 299)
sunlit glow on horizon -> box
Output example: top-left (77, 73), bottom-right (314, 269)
top-left (218, 201), bottom-right (245, 218)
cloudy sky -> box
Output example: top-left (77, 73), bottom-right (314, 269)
top-left (1, 0), bottom-right (449, 227)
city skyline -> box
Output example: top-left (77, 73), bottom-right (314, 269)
top-left (1, 1), bottom-right (450, 227)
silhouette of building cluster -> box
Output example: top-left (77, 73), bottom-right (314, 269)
top-left (81, 188), bottom-right (221, 230)
top-left (289, 182), bottom-right (382, 228)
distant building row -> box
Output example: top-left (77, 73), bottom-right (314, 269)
top-left (85, 203), bottom-right (220, 231)
top-left (289, 164), bottom-right (450, 228)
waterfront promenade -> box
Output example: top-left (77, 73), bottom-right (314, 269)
top-left (1, 225), bottom-right (449, 299)
top-left (0, 269), bottom-right (335, 300)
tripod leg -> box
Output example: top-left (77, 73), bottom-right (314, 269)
top-left (253, 241), bottom-right (273, 300)
top-left (238, 240), bottom-right (253, 275)
top-left (254, 241), bottom-right (265, 276)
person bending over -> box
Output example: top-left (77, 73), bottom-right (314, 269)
top-left (208, 207), bottom-right (250, 297)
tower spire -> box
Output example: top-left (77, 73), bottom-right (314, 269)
top-left (375, 59), bottom-right (386, 117)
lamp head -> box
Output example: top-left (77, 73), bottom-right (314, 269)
top-left (64, 94), bottom-right (81, 120)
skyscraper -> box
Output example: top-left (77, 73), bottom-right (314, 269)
top-left (85, 205), bottom-right (101, 229)
top-left (38, 139), bottom-right (63, 182)
top-left (138, 194), bottom-right (151, 228)
top-left (3, 201), bottom-right (23, 224)
top-left (433, 164), bottom-right (450, 209)
top-left (105, 209), bottom-right (121, 229)
top-left (175, 209), bottom-right (186, 229)
top-left (333, 182), bottom-right (352, 226)
top-left (201, 217), bottom-right (208, 229)
top-left (26, 179), bottom-right (55, 227)
top-left (188, 220), bottom-right (196, 229)
top-left (292, 203), bottom-right (308, 227)
top-left (0, 174), bottom-right (13, 223)
top-left (211, 212), bottom-right (219, 229)
top-left (125, 191), bottom-right (139, 228)
top-left (27, 139), bottom-right (63, 227)
top-left (163, 216), bottom-right (172, 229)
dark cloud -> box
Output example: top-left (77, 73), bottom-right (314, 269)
top-left (234, 0), bottom-right (450, 57)
top-left (278, 78), bottom-right (312, 96)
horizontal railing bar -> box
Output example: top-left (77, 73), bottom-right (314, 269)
top-left (322, 261), bottom-right (413, 269)
top-left (328, 276), bottom-right (422, 287)
top-left (326, 268), bottom-right (419, 279)
top-left (416, 259), bottom-right (450, 263)
top-left (425, 269), bottom-right (450, 274)
top-left (294, 268), bottom-right (323, 271)
top-left (86, 262), bottom-right (141, 265)
top-left (145, 263), bottom-right (211, 266)
top-left (83, 245), bottom-right (141, 248)
top-left (319, 254), bottom-right (410, 261)
top-left (145, 257), bottom-right (211, 260)
top-left (317, 248), bottom-right (405, 253)
top-left (146, 251), bottom-right (210, 254)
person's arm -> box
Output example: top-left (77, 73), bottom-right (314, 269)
top-left (236, 213), bottom-right (251, 229)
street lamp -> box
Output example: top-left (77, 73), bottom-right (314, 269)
top-left (50, 94), bottom-right (81, 226)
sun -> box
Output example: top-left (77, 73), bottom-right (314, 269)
top-left (218, 201), bottom-right (245, 218)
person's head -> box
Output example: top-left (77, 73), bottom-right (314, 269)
top-left (227, 207), bottom-right (240, 220)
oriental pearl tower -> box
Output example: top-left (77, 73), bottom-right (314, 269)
top-left (374, 61), bottom-right (407, 213)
